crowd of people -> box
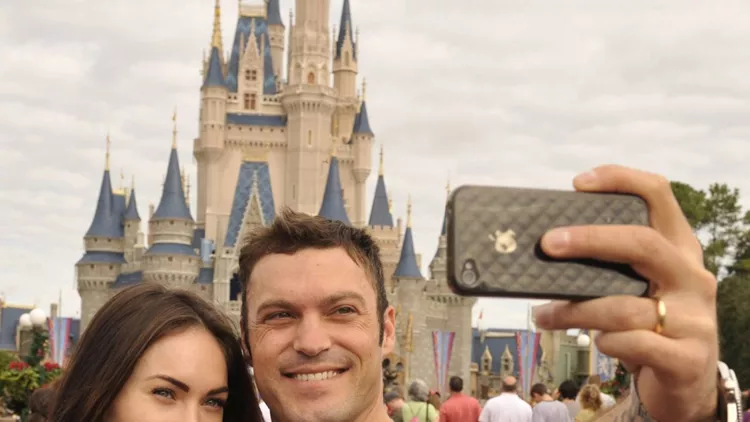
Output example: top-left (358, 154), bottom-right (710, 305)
top-left (382, 374), bottom-right (619, 422)
top-left (7, 166), bottom-right (738, 421)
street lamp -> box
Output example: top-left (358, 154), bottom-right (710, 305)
top-left (18, 313), bottom-right (32, 330)
top-left (576, 332), bottom-right (591, 348)
top-left (18, 308), bottom-right (47, 361)
top-left (29, 308), bottom-right (46, 327)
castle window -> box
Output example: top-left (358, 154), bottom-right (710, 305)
top-left (250, 94), bottom-right (257, 110)
top-left (307, 72), bottom-right (315, 84)
top-left (251, 70), bottom-right (257, 81)
top-left (244, 93), bottom-right (251, 109)
top-left (168, 257), bottom-right (173, 262)
top-left (307, 130), bottom-right (312, 146)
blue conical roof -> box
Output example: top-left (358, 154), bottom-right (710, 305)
top-left (318, 156), bottom-right (351, 225)
top-left (368, 175), bottom-right (393, 227)
top-left (352, 101), bottom-right (373, 136)
top-left (124, 188), bottom-right (141, 221)
top-left (335, 0), bottom-right (356, 61)
top-left (394, 226), bottom-right (423, 279)
top-left (203, 46), bottom-right (225, 88)
top-left (440, 206), bottom-right (447, 236)
top-left (267, 0), bottom-right (284, 26)
top-left (85, 170), bottom-right (124, 238)
top-left (152, 148), bottom-right (193, 221)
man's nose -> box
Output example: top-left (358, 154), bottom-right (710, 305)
top-left (293, 316), bottom-right (332, 356)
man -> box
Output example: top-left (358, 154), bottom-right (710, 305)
top-left (240, 166), bottom-right (725, 422)
top-left (530, 383), bottom-right (570, 422)
top-left (555, 380), bottom-right (580, 419)
top-left (440, 376), bottom-right (482, 422)
top-left (479, 376), bottom-right (532, 422)
top-left (384, 391), bottom-right (405, 422)
top-left (239, 209), bottom-right (396, 422)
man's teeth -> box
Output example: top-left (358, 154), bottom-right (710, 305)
top-left (293, 371), bottom-right (341, 381)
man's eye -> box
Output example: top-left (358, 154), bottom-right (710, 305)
top-left (266, 311), bottom-right (293, 320)
top-left (334, 306), bottom-right (356, 315)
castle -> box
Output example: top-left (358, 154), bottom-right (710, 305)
top-left (74, 0), bottom-right (475, 392)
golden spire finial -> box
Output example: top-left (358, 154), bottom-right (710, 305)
top-left (446, 178), bottom-right (451, 197)
top-left (105, 133), bottom-right (111, 170)
top-left (407, 194), bottom-right (413, 228)
top-left (172, 108), bottom-right (178, 149)
top-left (120, 168), bottom-right (125, 190)
top-left (388, 197), bottom-right (393, 213)
top-left (362, 78), bottom-right (367, 101)
top-left (211, 0), bottom-right (223, 52)
top-left (378, 144), bottom-right (384, 176)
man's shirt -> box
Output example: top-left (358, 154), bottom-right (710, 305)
top-left (440, 392), bottom-right (482, 422)
top-left (479, 393), bottom-right (532, 422)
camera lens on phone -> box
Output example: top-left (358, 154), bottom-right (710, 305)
top-left (461, 260), bottom-right (479, 287)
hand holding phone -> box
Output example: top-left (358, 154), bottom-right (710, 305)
top-left (445, 185), bottom-right (650, 300)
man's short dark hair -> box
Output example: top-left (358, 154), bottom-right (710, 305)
top-left (558, 380), bottom-right (579, 400)
top-left (238, 208), bottom-right (389, 350)
top-left (448, 376), bottom-right (463, 393)
top-left (501, 378), bottom-right (517, 392)
top-left (530, 383), bottom-right (548, 397)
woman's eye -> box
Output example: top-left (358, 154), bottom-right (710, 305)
top-left (152, 388), bottom-right (175, 400)
top-left (205, 398), bottom-right (227, 408)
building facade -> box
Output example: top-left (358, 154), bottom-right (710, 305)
top-left (75, 0), bottom-right (475, 393)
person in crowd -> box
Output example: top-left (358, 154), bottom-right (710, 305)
top-left (428, 390), bottom-right (442, 411)
top-left (384, 390), bottom-right (405, 422)
top-left (439, 376), bottom-right (481, 422)
top-left (575, 385), bottom-right (602, 422)
top-left (50, 283), bottom-right (261, 422)
top-left (479, 376), bottom-right (532, 422)
top-left (530, 383), bottom-right (570, 422)
top-left (400, 380), bottom-right (439, 422)
top-left (555, 380), bottom-right (580, 419)
top-left (580, 376), bottom-right (614, 411)
top-left (743, 393), bottom-right (750, 422)
top-left (238, 165), bottom-right (727, 422)
top-left (28, 386), bottom-right (55, 422)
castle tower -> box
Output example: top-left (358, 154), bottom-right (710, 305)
top-left (265, 0), bottom-right (285, 79)
top-left (143, 116), bottom-right (200, 288)
top-left (76, 136), bottom-right (125, 331)
top-left (393, 198), bottom-right (431, 384)
top-left (237, 18), bottom-right (265, 114)
top-left (332, 0), bottom-right (359, 148)
top-left (282, 0), bottom-right (337, 215)
top-left (368, 146), bottom-right (400, 293)
top-left (428, 182), bottom-right (477, 390)
top-left (350, 80), bottom-right (374, 226)
top-left (318, 148), bottom-right (351, 225)
top-left (122, 177), bottom-right (144, 273)
top-left (195, 0), bottom-right (228, 244)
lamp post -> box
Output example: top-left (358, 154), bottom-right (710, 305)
top-left (17, 308), bottom-right (47, 363)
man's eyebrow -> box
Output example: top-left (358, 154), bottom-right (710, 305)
top-left (255, 291), bottom-right (366, 315)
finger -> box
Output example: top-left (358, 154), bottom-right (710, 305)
top-left (533, 296), bottom-right (697, 338)
top-left (594, 331), bottom-right (712, 385)
top-left (541, 224), bottom-right (697, 292)
top-left (573, 165), bottom-right (703, 263)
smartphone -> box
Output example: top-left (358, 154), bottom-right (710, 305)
top-left (445, 185), bottom-right (650, 300)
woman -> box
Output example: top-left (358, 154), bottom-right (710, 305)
top-left (51, 283), bottom-right (262, 422)
top-left (575, 384), bottom-right (602, 422)
top-left (401, 380), bottom-right (439, 422)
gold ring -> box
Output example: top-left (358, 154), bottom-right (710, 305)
top-left (654, 298), bottom-right (667, 334)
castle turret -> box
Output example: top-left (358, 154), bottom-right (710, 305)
top-left (393, 197), bottom-right (423, 282)
top-left (76, 136), bottom-right (125, 331)
top-left (123, 177), bottom-right (144, 272)
top-left (368, 146), bottom-right (400, 292)
top-left (196, 0), bottom-right (228, 244)
top-left (143, 117), bottom-right (200, 288)
top-left (318, 149), bottom-right (351, 225)
top-left (266, 0), bottom-right (285, 79)
top-left (333, 0), bottom-right (358, 99)
top-left (351, 81), bottom-right (374, 226)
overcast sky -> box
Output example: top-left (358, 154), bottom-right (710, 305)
top-left (1, 0), bottom-right (749, 328)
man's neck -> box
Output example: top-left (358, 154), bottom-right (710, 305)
top-left (449, 391), bottom-right (463, 398)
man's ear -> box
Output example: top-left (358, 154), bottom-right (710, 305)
top-left (381, 306), bottom-right (396, 355)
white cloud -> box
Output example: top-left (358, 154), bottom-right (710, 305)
top-left (2, 0), bottom-right (750, 330)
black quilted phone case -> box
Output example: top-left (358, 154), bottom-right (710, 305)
top-left (446, 185), bottom-right (650, 300)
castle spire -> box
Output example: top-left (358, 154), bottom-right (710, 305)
top-left (352, 85), bottom-right (374, 137)
top-left (335, 0), bottom-right (356, 61)
top-left (318, 154), bottom-right (350, 225)
top-left (172, 108), bottom-right (178, 149)
top-left (393, 198), bottom-right (422, 279)
top-left (362, 78), bottom-right (367, 101)
top-left (152, 124), bottom-right (193, 221)
top-left (266, 0), bottom-right (284, 26)
top-left (124, 176), bottom-right (141, 222)
top-left (105, 133), bottom-right (111, 170)
top-left (368, 145), bottom-right (393, 227)
top-left (85, 135), bottom-right (123, 238)
top-left (211, 0), bottom-right (224, 56)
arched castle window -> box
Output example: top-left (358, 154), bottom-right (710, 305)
top-left (307, 130), bottom-right (312, 146)
top-left (246, 69), bottom-right (257, 81)
top-left (250, 94), bottom-right (257, 110)
top-left (244, 93), bottom-right (251, 110)
top-left (307, 72), bottom-right (315, 84)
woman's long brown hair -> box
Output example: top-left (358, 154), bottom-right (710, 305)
top-left (50, 282), bottom-right (261, 422)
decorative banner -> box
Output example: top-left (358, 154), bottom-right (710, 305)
top-left (515, 330), bottom-right (541, 399)
top-left (47, 317), bottom-right (73, 366)
top-left (432, 330), bottom-right (456, 394)
top-left (588, 330), bottom-right (617, 382)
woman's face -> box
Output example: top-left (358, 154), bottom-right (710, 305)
top-left (108, 327), bottom-right (229, 422)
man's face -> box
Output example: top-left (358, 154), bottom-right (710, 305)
top-left (246, 247), bottom-right (396, 422)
